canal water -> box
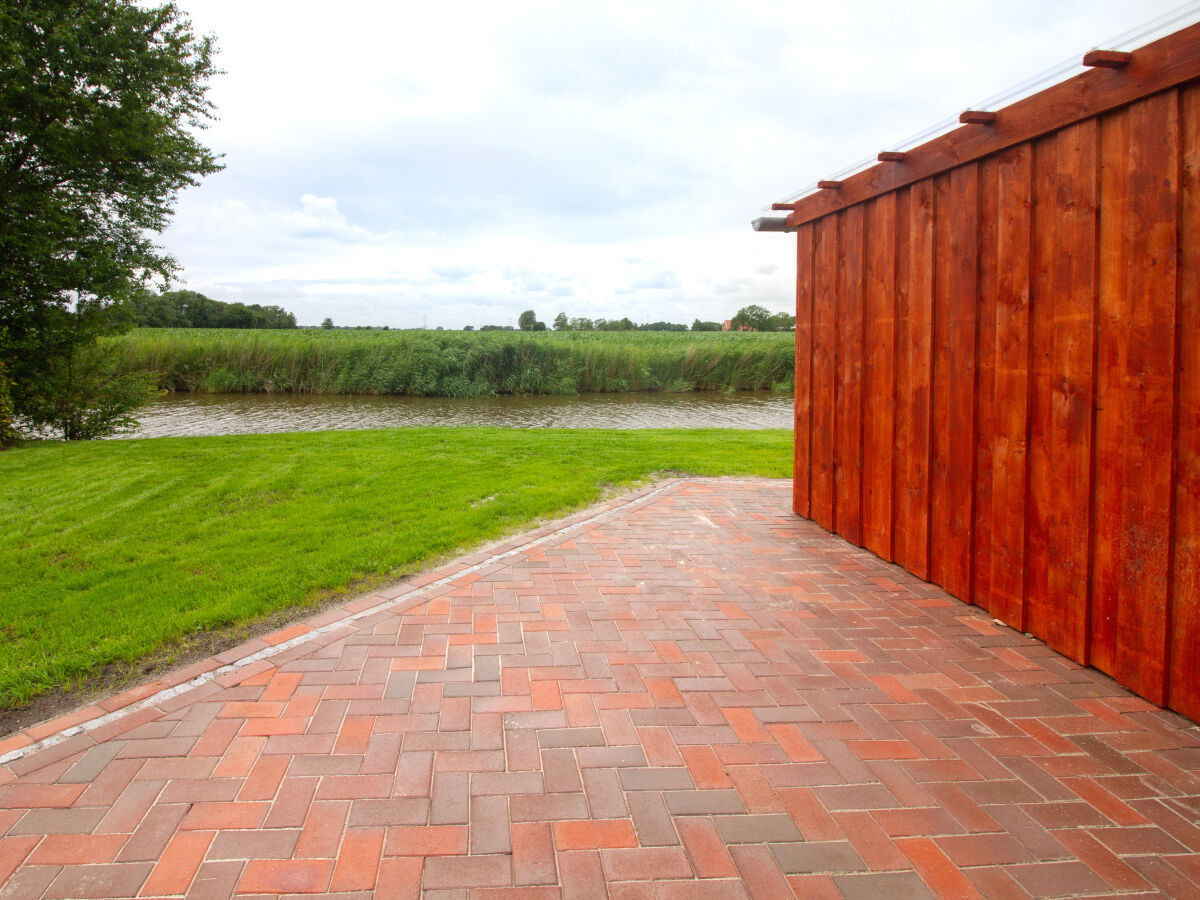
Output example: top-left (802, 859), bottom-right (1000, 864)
top-left (120, 391), bottom-right (794, 438)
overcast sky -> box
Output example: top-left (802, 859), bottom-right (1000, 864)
top-left (160, 0), bottom-right (1194, 329)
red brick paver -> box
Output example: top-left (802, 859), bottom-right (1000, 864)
top-left (2, 478), bottom-right (1200, 897)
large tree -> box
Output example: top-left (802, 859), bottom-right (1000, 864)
top-left (517, 309), bottom-right (544, 331)
top-left (729, 304), bottom-right (772, 331)
top-left (0, 0), bottom-right (221, 443)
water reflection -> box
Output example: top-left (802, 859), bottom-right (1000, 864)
top-left (120, 391), bottom-right (794, 438)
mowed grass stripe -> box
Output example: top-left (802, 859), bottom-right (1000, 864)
top-left (0, 428), bottom-right (791, 708)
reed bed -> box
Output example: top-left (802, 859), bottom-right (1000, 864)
top-left (112, 328), bottom-right (796, 396)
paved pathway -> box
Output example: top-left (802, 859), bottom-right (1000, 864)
top-left (1, 479), bottom-right (1199, 898)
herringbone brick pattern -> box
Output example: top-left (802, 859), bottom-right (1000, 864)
top-left (1, 479), bottom-right (1199, 898)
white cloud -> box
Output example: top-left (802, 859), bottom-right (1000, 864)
top-left (628, 271), bottom-right (682, 291)
top-left (162, 0), bottom-right (1192, 327)
top-left (431, 265), bottom-right (479, 284)
top-left (285, 195), bottom-right (371, 243)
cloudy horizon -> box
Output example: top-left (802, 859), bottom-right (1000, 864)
top-left (160, 0), bottom-right (1194, 329)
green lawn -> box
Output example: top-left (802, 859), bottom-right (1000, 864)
top-left (0, 428), bottom-right (791, 708)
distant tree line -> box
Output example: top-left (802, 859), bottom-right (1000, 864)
top-left (130, 290), bottom-right (297, 329)
top-left (317, 319), bottom-right (394, 330)
top-left (478, 306), bottom-right (792, 334)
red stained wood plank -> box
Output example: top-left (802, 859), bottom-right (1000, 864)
top-left (929, 165), bottom-right (979, 601)
top-left (782, 24), bottom-right (1200, 226)
top-left (863, 193), bottom-right (897, 560)
top-left (930, 174), bottom-right (953, 590)
top-left (1044, 119), bottom-right (1099, 662)
top-left (987, 145), bottom-right (1033, 630)
top-left (811, 216), bottom-right (839, 532)
top-left (1170, 83), bottom-right (1200, 719)
top-left (835, 204), bottom-right (865, 545)
top-left (947, 163), bottom-right (981, 605)
top-left (1023, 135), bottom-right (1058, 645)
top-left (1112, 92), bottom-right (1179, 705)
top-left (1093, 95), bottom-right (1180, 704)
top-left (794, 224), bottom-right (815, 519)
top-left (1091, 108), bottom-right (1130, 677)
top-left (893, 183), bottom-right (934, 580)
top-left (973, 157), bottom-right (999, 613)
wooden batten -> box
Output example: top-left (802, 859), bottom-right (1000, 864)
top-left (959, 110), bottom-right (997, 125)
top-left (817, 180), bottom-right (843, 189)
top-left (877, 151), bottom-right (906, 162)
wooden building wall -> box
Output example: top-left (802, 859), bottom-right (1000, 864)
top-left (784, 24), bottom-right (1200, 718)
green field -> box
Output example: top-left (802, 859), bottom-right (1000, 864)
top-left (112, 328), bottom-right (796, 396)
top-left (0, 428), bottom-right (791, 709)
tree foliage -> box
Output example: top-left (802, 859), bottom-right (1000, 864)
top-left (638, 321), bottom-right (687, 332)
top-left (594, 317), bottom-right (635, 332)
top-left (0, 0), bottom-right (221, 443)
top-left (729, 304), bottom-right (772, 331)
top-left (129, 290), bottom-right (296, 329)
top-left (730, 305), bottom-right (794, 332)
top-left (468, 309), bottom-right (789, 336)
top-left (0, 361), bottom-right (16, 446)
top-left (517, 309), bottom-right (546, 331)
top-left (17, 330), bottom-right (156, 440)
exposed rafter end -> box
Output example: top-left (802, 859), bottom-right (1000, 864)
top-left (1083, 49), bottom-right (1132, 68)
top-left (959, 110), bottom-right (997, 125)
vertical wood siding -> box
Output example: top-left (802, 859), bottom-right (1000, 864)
top-left (789, 79), bottom-right (1200, 719)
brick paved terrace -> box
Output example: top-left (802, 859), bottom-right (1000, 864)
top-left (1, 478), bottom-right (1199, 898)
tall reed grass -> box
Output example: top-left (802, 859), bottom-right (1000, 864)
top-left (112, 329), bottom-right (795, 396)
